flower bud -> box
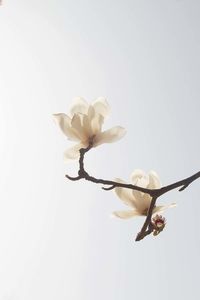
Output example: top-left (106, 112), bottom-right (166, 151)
top-left (152, 215), bottom-right (166, 236)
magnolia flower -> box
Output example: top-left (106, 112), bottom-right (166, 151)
top-left (53, 97), bottom-right (126, 162)
top-left (113, 169), bottom-right (176, 219)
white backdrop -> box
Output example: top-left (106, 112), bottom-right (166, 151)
top-left (0, 1), bottom-right (200, 299)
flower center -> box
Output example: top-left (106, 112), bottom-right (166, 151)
top-left (155, 220), bottom-right (165, 228)
top-left (88, 135), bottom-right (95, 147)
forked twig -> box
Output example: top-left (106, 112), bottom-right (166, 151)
top-left (66, 146), bottom-right (200, 241)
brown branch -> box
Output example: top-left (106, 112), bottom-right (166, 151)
top-left (66, 146), bottom-right (160, 196)
top-left (65, 147), bottom-right (200, 241)
top-left (135, 197), bottom-right (157, 241)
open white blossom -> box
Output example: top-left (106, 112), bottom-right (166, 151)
top-left (113, 169), bottom-right (176, 219)
top-left (53, 97), bottom-right (126, 162)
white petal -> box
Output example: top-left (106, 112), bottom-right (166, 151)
top-left (71, 114), bottom-right (88, 141)
top-left (130, 169), bottom-right (145, 182)
top-left (82, 106), bottom-right (98, 136)
top-left (63, 142), bottom-right (85, 162)
top-left (87, 105), bottom-right (95, 121)
top-left (114, 178), bottom-right (137, 208)
top-left (91, 113), bottom-right (104, 135)
top-left (112, 210), bottom-right (140, 219)
top-left (82, 114), bottom-right (93, 137)
top-left (129, 169), bottom-right (152, 214)
top-left (70, 97), bottom-right (89, 116)
top-left (87, 105), bottom-right (104, 135)
top-left (93, 126), bottom-right (126, 147)
top-left (92, 97), bottom-right (110, 118)
top-left (148, 171), bottom-right (161, 189)
top-left (53, 113), bottom-right (79, 141)
top-left (130, 169), bottom-right (149, 187)
top-left (153, 203), bottom-right (176, 214)
top-left (133, 193), bottom-right (151, 214)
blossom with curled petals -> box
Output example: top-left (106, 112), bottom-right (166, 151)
top-left (53, 97), bottom-right (126, 162)
top-left (113, 169), bottom-right (176, 219)
top-left (152, 214), bottom-right (166, 236)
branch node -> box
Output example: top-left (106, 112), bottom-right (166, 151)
top-left (78, 170), bottom-right (89, 178)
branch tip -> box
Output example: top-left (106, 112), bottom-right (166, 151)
top-left (102, 185), bottom-right (116, 191)
top-left (65, 174), bottom-right (81, 181)
top-left (179, 184), bottom-right (189, 191)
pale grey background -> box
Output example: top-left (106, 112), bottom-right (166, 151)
top-left (0, 0), bottom-right (200, 299)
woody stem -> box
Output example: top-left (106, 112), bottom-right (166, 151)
top-left (66, 147), bottom-right (200, 242)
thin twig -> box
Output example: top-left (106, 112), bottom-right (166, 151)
top-left (65, 147), bottom-right (200, 241)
